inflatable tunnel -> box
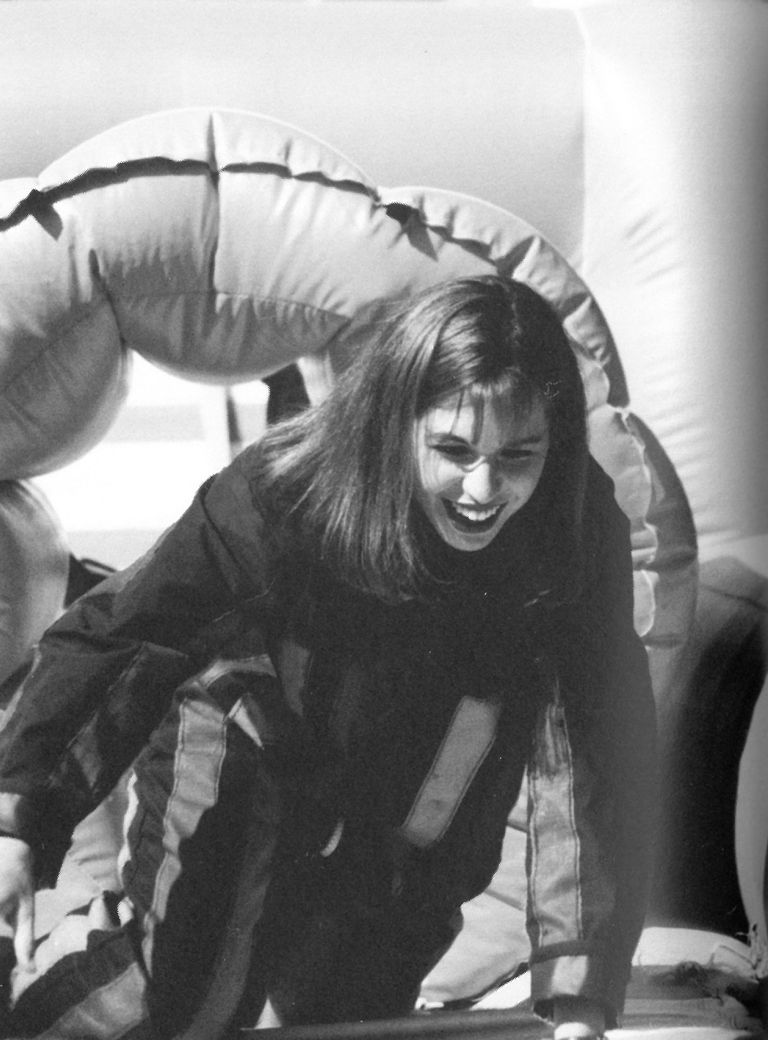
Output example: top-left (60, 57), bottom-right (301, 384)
top-left (0, 0), bottom-right (766, 1033)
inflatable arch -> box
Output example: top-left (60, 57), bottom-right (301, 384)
top-left (0, 107), bottom-right (697, 685)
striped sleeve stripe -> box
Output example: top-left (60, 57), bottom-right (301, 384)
top-left (399, 695), bottom-right (501, 850)
top-left (134, 695), bottom-right (230, 973)
top-left (30, 962), bottom-right (149, 1040)
top-left (527, 697), bottom-right (582, 947)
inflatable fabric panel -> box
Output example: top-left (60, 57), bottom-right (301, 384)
top-left (651, 557), bottom-right (768, 937)
top-left (625, 415), bottom-right (698, 698)
top-left (579, 1), bottom-right (768, 554)
top-left (0, 480), bottom-right (69, 689)
top-left (736, 671), bottom-right (768, 981)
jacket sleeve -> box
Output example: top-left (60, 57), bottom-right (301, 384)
top-left (0, 445), bottom-right (284, 884)
top-left (525, 462), bottom-right (658, 1026)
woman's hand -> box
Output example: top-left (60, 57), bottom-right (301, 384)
top-left (0, 837), bottom-right (35, 971)
top-left (552, 996), bottom-right (606, 1039)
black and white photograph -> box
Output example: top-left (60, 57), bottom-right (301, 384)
top-left (0, 2), bottom-right (766, 1038)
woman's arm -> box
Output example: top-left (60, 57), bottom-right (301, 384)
top-left (0, 445), bottom-right (281, 884)
top-left (526, 461), bottom-right (658, 1029)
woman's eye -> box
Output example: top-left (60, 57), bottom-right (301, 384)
top-left (434, 443), bottom-right (472, 460)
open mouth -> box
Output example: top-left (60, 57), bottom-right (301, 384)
top-left (443, 500), bottom-right (505, 533)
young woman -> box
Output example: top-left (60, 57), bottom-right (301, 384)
top-left (0, 276), bottom-right (656, 1039)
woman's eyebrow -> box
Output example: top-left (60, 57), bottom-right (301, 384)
top-left (504, 433), bottom-right (547, 447)
top-left (427, 431), bottom-right (547, 449)
top-left (429, 432), bottom-right (468, 442)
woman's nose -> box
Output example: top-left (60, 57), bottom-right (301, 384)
top-left (462, 460), bottom-right (499, 502)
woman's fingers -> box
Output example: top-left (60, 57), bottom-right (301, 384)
top-left (13, 886), bottom-right (35, 972)
top-left (0, 838), bottom-right (36, 971)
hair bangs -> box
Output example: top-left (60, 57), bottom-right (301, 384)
top-left (464, 369), bottom-right (542, 412)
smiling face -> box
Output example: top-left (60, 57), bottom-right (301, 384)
top-left (414, 391), bottom-right (550, 552)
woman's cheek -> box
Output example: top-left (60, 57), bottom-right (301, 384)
top-left (424, 458), bottom-right (455, 496)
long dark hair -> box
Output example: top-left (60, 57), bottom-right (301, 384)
top-left (252, 275), bottom-right (589, 603)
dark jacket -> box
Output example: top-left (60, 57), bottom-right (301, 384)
top-left (0, 449), bottom-right (656, 1027)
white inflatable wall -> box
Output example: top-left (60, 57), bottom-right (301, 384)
top-left (578, 1), bottom-right (768, 555)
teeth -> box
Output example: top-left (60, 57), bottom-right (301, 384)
top-left (448, 502), bottom-right (503, 523)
